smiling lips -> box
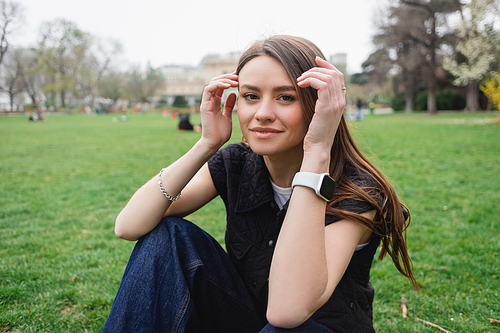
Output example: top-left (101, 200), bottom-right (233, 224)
top-left (250, 127), bottom-right (282, 139)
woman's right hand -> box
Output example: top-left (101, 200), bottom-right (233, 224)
top-left (115, 74), bottom-right (238, 241)
top-left (199, 73), bottom-right (239, 151)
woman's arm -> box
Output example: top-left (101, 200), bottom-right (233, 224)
top-left (115, 73), bottom-right (239, 241)
top-left (267, 57), bottom-right (371, 328)
top-left (267, 204), bottom-right (374, 328)
top-left (114, 145), bottom-right (218, 241)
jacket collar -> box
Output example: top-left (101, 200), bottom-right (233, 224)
top-left (234, 149), bottom-right (275, 213)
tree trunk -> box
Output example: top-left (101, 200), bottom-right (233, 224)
top-left (402, 67), bottom-right (415, 112)
top-left (427, 11), bottom-right (438, 114)
top-left (29, 93), bottom-right (38, 110)
top-left (427, 80), bottom-right (437, 114)
top-left (61, 90), bottom-right (66, 107)
top-left (405, 89), bottom-right (414, 112)
top-left (51, 74), bottom-right (57, 105)
top-left (9, 93), bottom-right (14, 111)
top-left (465, 80), bottom-right (480, 111)
top-left (92, 85), bottom-right (98, 109)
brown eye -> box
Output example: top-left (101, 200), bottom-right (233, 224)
top-left (243, 93), bottom-right (259, 101)
top-left (279, 95), bottom-right (295, 102)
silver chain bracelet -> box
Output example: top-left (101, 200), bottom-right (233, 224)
top-left (157, 168), bottom-right (182, 201)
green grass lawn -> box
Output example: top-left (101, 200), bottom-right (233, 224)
top-left (1, 111), bottom-right (499, 332)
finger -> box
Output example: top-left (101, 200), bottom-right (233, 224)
top-left (298, 76), bottom-right (346, 109)
top-left (298, 57), bottom-right (344, 80)
top-left (297, 76), bottom-right (330, 91)
top-left (203, 80), bottom-right (238, 102)
top-left (223, 92), bottom-right (237, 117)
top-left (208, 78), bottom-right (239, 87)
top-left (297, 73), bottom-right (339, 96)
top-left (315, 56), bottom-right (335, 68)
top-left (315, 56), bottom-right (345, 75)
top-left (298, 70), bottom-right (345, 97)
top-left (297, 71), bottom-right (333, 83)
top-left (210, 72), bottom-right (238, 81)
top-left (215, 87), bottom-right (225, 99)
top-left (298, 69), bottom-right (343, 86)
top-left (298, 78), bottom-right (336, 110)
top-left (298, 67), bottom-right (344, 83)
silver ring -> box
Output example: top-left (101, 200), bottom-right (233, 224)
top-left (341, 86), bottom-right (346, 90)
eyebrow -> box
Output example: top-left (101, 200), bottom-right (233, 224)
top-left (240, 84), bottom-right (296, 93)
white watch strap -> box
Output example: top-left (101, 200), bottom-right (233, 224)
top-left (291, 172), bottom-right (325, 193)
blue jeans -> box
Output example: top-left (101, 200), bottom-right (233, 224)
top-left (102, 218), bottom-right (334, 333)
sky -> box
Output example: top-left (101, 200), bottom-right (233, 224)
top-left (12, 0), bottom-right (379, 74)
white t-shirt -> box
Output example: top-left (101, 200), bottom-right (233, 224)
top-left (270, 179), bottom-right (292, 210)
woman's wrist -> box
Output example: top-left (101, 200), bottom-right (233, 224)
top-left (196, 137), bottom-right (223, 158)
top-left (300, 150), bottom-right (331, 174)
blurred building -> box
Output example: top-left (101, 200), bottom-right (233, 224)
top-left (202, 52), bottom-right (240, 81)
top-left (330, 53), bottom-right (347, 76)
top-left (158, 65), bottom-right (205, 106)
top-left (158, 52), bottom-right (239, 107)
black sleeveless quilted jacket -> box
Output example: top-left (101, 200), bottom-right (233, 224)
top-left (208, 142), bottom-right (380, 332)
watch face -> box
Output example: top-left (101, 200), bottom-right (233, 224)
top-left (320, 175), bottom-right (336, 200)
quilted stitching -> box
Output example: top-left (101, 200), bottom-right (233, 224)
top-left (208, 142), bottom-right (380, 332)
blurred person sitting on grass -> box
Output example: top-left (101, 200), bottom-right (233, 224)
top-left (102, 35), bottom-right (418, 333)
top-left (178, 113), bottom-right (201, 132)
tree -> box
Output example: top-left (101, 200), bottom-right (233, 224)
top-left (144, 65), bottom-right (165, 102)
top-left (0, 0), bottom-right (24, 68)
top-left (399, 0), bottom-right (461, 113)
top-left (1, 48), bottom-right (23, 110)
top-left (480, 66), bottom-right (500, 110)
top-left (93, 37), bottom-right (123, 84)
top-left (98, 71), bottom-right (125, 101)
top-left (17, 48), bottom-right (46, 110)
top-left (37, 19), bottom-right (92, 107)
top-left (443, 0), bottom-right (500, 111)
top-left (124, 64), bottom-right (165, 103)
top-left (370, 1), bottom-right (429, 112)
top-left (91, 37), bottom-right (123, 106)
top-left (361, 0), bottom-right (459, 112)
top-left (124, 65), bottom-right (145, 102)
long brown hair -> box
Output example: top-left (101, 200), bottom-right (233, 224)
top-left (236, 35), bottom-right (418, 289)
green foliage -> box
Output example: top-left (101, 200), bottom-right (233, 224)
top-left (436, 89), bottom-right (466, 111)
top-left (400, 90), bottom-right (466, 111)
top-left (46, 99), bottom-right (57, 108)
top-left (436, 90), bottom-right (455, 110)
top-left (414, 90), bottom-right (428, 111)
top-left (172, 95), bottom-right (188, 108)
top-left (98, 73), bottom-right (124, 101)
top-left (390, 93), bottom-right (406, 111)
top-left (37, 19), bottom-right (93, 107)
top-left (349, 72), bottom-right (369, 85)
top-left (1, 112), bottom-right (499, 332)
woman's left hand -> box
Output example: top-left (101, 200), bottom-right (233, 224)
top-left (297, 57), bottom-right (346, 155)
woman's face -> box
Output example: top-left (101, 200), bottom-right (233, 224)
top-left (237, 56), bottom-right (308, 160)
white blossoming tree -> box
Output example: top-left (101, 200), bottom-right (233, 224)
top-left (443, 0), bottom-right (500, 111)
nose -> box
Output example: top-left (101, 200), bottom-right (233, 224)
top-left (254, 98), bottom-right (276, 122)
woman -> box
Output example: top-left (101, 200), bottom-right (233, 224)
top-left (103, 35), bottom-right (417, 333)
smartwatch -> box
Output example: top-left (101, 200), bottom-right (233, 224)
top-left (291, 172), bottom-right (336, 201)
